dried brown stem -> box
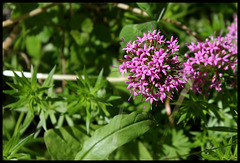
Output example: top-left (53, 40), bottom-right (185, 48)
top-left (2, 3), bottom-right (62, 27)
top-left (60, 32), bottom-right (66, 90)
top-left (165, 91), bottom-right (174, 127)
top-left (68, 3), bottom-right (74, 16)
top-left (114, 3), bottom-right (204, 41)
top-left (19, 52), bottom-right (31, 69)
top-left (2, 23), bottom-right (21, 51)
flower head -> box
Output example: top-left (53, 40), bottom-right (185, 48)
top-left (119, 28), bottom-right (185, 110)
top-left (183, 14), bottom-right (238, 94)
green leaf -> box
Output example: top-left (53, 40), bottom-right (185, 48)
top-left (83, 66), bottom-right (91, 90)
top-left (81, 17), bottom-right (94, 33)
top-left (70, 30), bottom-right (89, 45)
top-left (3, 130), bottom-right (34, 160)
top-left (91, 80), bottom-right (107, 94)
top-left (44, 125), bottom-right (90, 160)
top-left (25, 35), bottom-right (41, 59)
top-left (224, 137), bottom-right (232, 159)
top-left (86, 102), bottom-right (91, 135)
top-left (4, 97), bottom-right (29, 110)
top-left (109, 140), bottom-right (153, 160)
top-left (162, 129), bottom-right (192, 160)
top-left (65, 80), bottom-right (80, 91)
top-left (39, 110), bottom-right (47, 131)
top-left (42, 66), bottom-right (56, 88)
top-left (201, 153), bottom-right (219, 160)
top-left (9, 133), bottom-right (34, 157)
top-left (30, 65), bottom-right (37, 89)
top-left (74, 111), bottom-right (156, 160)
top-left (20, 111), bottom-right (34, 134)
top-left (206, 127), bottom-right (237, 133)
top-left (137, 3), bottom-right (168, 22)
top-left (119, 21), bottom-right (157, 50)
top-left (94, 68), bottom-right (104, 89)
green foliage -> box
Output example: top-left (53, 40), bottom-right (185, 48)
top-left (109, 140), bottom-right (153, 160)
top-left (3, 129), bottom-right (34, 160)
top-left (44, 125), bottom-right (91, 160)
top-left (137, 3), bottom-right (168, 22)
top-left (201, 137), bottom-right (237, 160)
top-left (74, 111), bottom-right (156, 160)
top-left (64, 68), bottom-right (112, 134)
top-left (119, 21), bottom-right (157, 50)
top-left (2, 2), bottom-right (238, 161)
top-left (162, 129), bottom-right (193, 160)
top-left (3, 66), bottom-right (55, 114)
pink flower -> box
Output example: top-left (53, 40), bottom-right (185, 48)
top-left (183, 14), bottom-right (237, 94)
top-left (119, 28), bottom-right (185, 110)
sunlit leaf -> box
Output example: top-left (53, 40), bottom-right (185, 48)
top-left (75, 111), bottom-right (156, 160)
top-left (44, 125), bottom-right (91, 160)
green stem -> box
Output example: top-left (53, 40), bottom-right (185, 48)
top-left (13, 112), bottom-right (25, 136)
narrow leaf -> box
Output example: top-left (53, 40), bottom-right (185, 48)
top-left (42, 66), bottom-right (56, 88)
top-left (9, 133), bottom-right (34, 156)
top-left (30, 65), bottom-right (37, 89)
top-left (206, 127), bottom-right (237, 133)
top-left (94, 68), bottom-right (104, 88)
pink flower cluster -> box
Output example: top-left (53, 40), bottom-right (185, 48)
top-left (119, 29), bottom-right (186, 109)
top-left (226, 13), bottom-right (238, 43)
top-left (183, 15), bottom-right (238, 94)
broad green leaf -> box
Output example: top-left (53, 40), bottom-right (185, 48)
top-left (44, 125), bottom-right (90, 160)
top-left (70, 30), bottom-right (89, 45)
top-left (137, 3), bottom-right (168, 22)
top-left (25, 35), bottom-right (41, 59)
top-left (119, 21), bottom-right (157, 50)
top-left (81, 17), bottom-right (94, 33)
top-left (109, 140), bottom-right (153, 160)
top-left (75, 111), bottom-right (156, 160)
